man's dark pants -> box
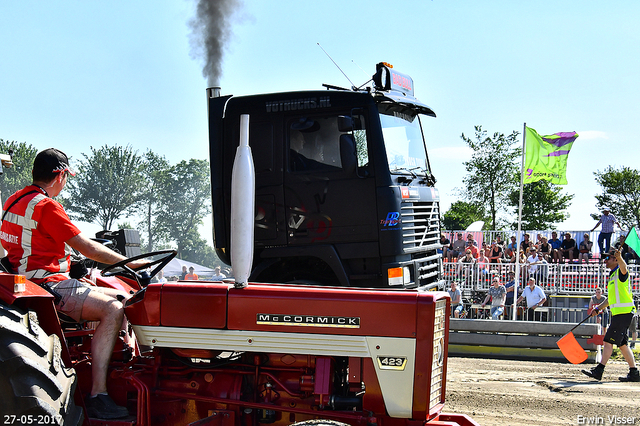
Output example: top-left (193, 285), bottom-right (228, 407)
top-left (598, 232), bottom-right (612, 254)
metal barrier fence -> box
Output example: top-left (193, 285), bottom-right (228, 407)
top-left (442, 261), bottom-right (640, 296)
top-left (465, 304), bottom-right (601, 323)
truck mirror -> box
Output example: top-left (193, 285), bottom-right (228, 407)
top-left (340, 134), bottom-right (356, 174)
top-left (337, 116), bottom-right (353, 132)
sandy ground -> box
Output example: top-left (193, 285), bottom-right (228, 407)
top-left (444, 356), bottom-right (640, 426)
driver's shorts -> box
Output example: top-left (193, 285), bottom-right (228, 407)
top-left (48, 279), bottom-right (97, 322)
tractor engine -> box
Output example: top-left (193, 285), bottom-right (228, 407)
top-left (107, 350), bottom-right (355, 425)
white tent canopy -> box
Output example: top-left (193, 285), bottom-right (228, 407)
top-left (162, 257), bottom-right (216, 278)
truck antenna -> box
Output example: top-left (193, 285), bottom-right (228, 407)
top-left (352, 59), bottom-right (373, 90)
top-left (317, 43), bottom-right (357, 91)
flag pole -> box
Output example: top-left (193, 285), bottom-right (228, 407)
top-left (513, 123), bottom-right (527, 320)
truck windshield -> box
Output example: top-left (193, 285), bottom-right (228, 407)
top-left (380, 111), bottom-right (430, 175)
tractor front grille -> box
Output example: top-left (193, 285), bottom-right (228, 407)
top-left (429, 298), bottom-right (447, 411)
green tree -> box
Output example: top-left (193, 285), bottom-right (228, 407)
top-left (591, 166), bottom-right (640, 229)
top-left (459, 125), bottom-right (521, 230)
top-left (0, 140), bottom-right (38, 199)
top-left (508, 179), bottom-right (574, 229)
top-left (178, 228), bottom-right (217, 268)
top-left (442, 201), bottom-right (490, 230)
top-left (65, 145), bottom-right (145, 230)
top-left (139, 150), bottom-right (171, 252)
top-left (156, 159), bottom-right (212, 260)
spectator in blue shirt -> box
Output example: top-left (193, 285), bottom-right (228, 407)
top-left (517, 278), bottom-right (547, 321)
top-left (548, 231), bottom-right (562, 263)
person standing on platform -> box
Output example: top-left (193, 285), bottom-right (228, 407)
top-left (591, 207), bottom-right (620, 259)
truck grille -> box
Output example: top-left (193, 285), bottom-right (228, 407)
top-left (400, 201), bottom-right (441, 286)
top-left (401, 201), bottom-right (440, 253)
top-left (429, 299), bottom-right (447, 411)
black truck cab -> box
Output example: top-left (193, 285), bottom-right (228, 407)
top-left (208, 63), bottom-right (443, 289)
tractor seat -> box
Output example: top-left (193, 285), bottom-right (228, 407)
top-left (0, 257), bottom-right (14, 274)
top-left (58, 312), bottom-right (80, 323)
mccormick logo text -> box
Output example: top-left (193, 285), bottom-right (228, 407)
top-left (257, 314), bottom-right (360, 328)
top-left (265, 97), bottom-right (331, 113)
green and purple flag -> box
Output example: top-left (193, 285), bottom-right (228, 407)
top-left (524, 126), bottom-right (578, 185)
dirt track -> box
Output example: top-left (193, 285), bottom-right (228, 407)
top-left (444, 357), bottom-right (640, 426)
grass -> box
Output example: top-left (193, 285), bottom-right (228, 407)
top-left (610, 345), bottom-right (639, 361)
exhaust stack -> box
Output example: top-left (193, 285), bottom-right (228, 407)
top-left (230, 114), bottom-right (255, 288)
top-left (208, 87), bottom-right (221, 98)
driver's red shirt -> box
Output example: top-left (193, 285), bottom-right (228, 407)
top-left (1, 185), bottom-right (81, 283)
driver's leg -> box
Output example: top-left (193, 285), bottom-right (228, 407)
top-left (92, 287), bottom-right (135, 347)
top-left (97, 286), bottom-right (130, 302)
top-left (48, 279), bottom-right (129, 418)
top-left (78, 289), bottom-right (125, 396)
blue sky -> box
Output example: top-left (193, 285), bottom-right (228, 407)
top-left (1, 1), bottom-right (639, 241)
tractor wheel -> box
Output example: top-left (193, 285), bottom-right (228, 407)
top-left (0, 301), bottom-right (83, 426)
top-left (290, 420), bottom-right (350, 426)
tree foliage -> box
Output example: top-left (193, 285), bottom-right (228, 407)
top-left (176, 228), bottom-right (217, 268)
top-left (591, 166), bottom-right (640, 229)
top-left (138, 150), bottom-right (171, 252)
top-left (156, 159), bottom-right (212, 259)
top-left (508, 179), bottom-right (574, 230)
top-left (442, 201), bottom-right (490, 231)
top-left (65, 145), bottom-right (145, 230)
top-left (459, 125), bottom-right (521, 230)
top-left (0, 140), bottom-right (38, 200)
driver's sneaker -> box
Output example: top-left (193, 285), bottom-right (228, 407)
top-left (86, 393), bottom-right (129, 419)
top-left (619, 368), bottom-right (640, 382)
top-left (581, 365), bottom-right (604, 381)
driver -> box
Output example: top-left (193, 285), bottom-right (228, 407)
top-left (1, 148), bottom-right (147, 420)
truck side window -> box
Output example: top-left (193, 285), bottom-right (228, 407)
top-left (288, 116), bottom-right (344, 172)
top-left (354, 125), bottom-right (368, 168)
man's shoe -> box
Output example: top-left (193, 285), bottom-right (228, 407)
top-left (581, 366), bottom-right (603, 381)
top-left (619, 369), bottom-right (640, 382)
top-left (86, 394), bottom-right (129, 419)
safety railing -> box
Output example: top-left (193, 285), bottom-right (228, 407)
top-left (465, 304), bottom-right (601, 323)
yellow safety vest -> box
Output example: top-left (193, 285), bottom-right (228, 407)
top-left (607, 268), bottom-right (635, 316)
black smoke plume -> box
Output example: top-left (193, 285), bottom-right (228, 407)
top-left (189, 0), bottom-right (243, 87)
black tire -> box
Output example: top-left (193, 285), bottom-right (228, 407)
top-left (0, 301), bottom-right (83, 426)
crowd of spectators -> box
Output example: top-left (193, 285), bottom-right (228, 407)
top-left (440, 230), bottom-right (640, 266)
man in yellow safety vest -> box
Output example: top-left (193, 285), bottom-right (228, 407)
top-left (582, 249), bottom-right (638, 382)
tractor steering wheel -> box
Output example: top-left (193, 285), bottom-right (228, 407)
top-left (101, 249), bottom-right (177, 288)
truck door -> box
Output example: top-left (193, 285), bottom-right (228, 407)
top-left (284, 112), bottom-right (376, 248)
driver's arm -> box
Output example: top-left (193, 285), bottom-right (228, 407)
top-left (67, 233), bottom-right (148, 268)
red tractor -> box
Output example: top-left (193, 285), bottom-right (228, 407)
top-left (0, 249), bottom-right (477, 425)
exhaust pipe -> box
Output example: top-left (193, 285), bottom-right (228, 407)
top-left (207, 87), bottom-right (221, 98)
top-left (230, 114), bottom-right (255, 288)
